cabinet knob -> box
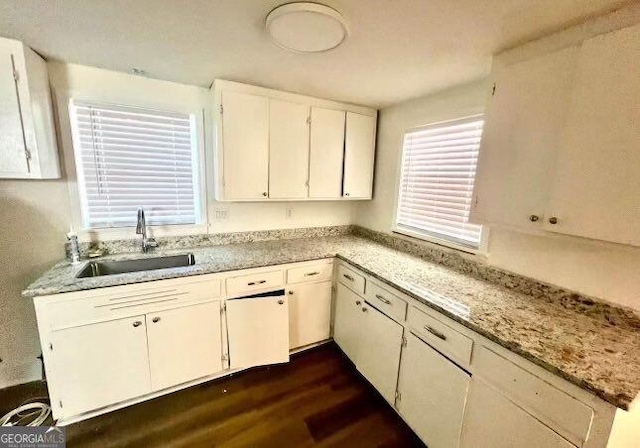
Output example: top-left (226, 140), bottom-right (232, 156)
top-left (549, 217), bottom-right (558, 225)
top-left (362, 307), bottom-right (368, 312)
top-left (529, 215), bottom-right (539, 222)
top-left (288, 290), bottom-right (294, 295)
top-left (345, 192), bottom-right (350, 197)
top-left (132, 321), bottom-right (142, 328)
top-left (355, 300), bottom-right (361, 305)
top-left (262, 192), bottom-right (268, 197)
top-left (277, 299), bottom-right (284, 305)
top-left (152, 317), bottom-right (161, 323)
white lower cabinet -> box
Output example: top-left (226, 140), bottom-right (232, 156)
top-left (288, 281), bottom-right (332, 349)
top-left (51, 315), bottom-right (152, 418)
top-left (147, 301), bottom-right (223, 391)
top-left (334, 282), bottom-right (404, 404)
top-left (460, 379), bottom-right (575, 448)
top-left (226, 293), bottom-right (290, 369)
top-left (397, 333), bottom-right (470, 448)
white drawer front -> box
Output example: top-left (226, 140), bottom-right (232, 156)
top-left (287, 262), bottom-right (333, 284)
top-left (365, 282), bottom-right (407, 322)
top-left (337, 264), bottom-right (365, 295)
top-left (408, 306), bottom-right (473, 366)
top-left (226, 269), bottom-right (284, 297)
top-left (474, 346), bottom-right (593, 447)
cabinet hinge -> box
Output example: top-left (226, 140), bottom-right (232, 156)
top-left (222, 353), bottom-right (228, 362)
top-left (220, 303), bottom-right (227, 314)
top-left (49, 343), bottom-right (53, 351)
top-left (395, 391), bottom-right (401, 402)
top-left (24, 147), bottom-right (32, 160)
top-left (13, 69), bottom-right (19, 82)
top-left (307, 116), bottom-right (311, 125)
top-left (491, 83), bottom-right (496, 96)
top-left (59, 400), bottom-right (63, 408)
top-left (401, 336), bottom-right (407, 348)
top-left (219, 104), bottom-right (223, 114)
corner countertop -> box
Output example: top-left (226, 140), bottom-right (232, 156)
top-left (23, 235), bottom-right (640, 410)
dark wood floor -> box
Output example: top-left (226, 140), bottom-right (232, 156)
top-left (2, 343), bottom-right (424, 447)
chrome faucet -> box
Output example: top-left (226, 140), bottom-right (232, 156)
top-left (136, 208), bottom-right (158, 253)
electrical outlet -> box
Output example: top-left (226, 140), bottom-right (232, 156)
top-left (285, 208), bottom-right (294, 220)
top-left (214, 209), bottom-right (228, 221)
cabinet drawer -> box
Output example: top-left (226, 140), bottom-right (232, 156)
top-left (408, 306), bottom-right (473, 366)
top-left (337, 264), bottom-right (365, 295)
top-left (365, 282), bottom-right (407, 322)
top-left (287, 262), bottom-right (333, 284)
top-left (226, 269), bottom-right (284, 297)
top-left (474, 346), bottom-right (593, 446)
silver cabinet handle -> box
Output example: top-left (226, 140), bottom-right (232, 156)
top-left (425, 325), bottom-right (447, 341)
top-left (529, 215), bottom-right (539, 222)
top-left (304, 271), bottom-right (320, 277)
top-left (343, 274), bottom-right (354, 282)
top-left (152, 317), bottom-right (161, 323)
top-left (549, 217), bottom-right (558, 224)
top-left (375, 294), bottom-right (391, 305)
top-left (132, 321), bottom-right (142, 328)
top-left (277, 299), bottom-right (284, 305)
top-left (355, 300), bottom-right (361, 305)
top-left (262, 192), bottom-right (268, 197)
top-left (247, 280), bottom-right (267, 286)
top-left (362, 307), bottom-right (367, 312)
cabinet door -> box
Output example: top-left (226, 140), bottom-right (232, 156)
top-left (50, 316), bottom-right (151, 418)
top-left (460, 379), bottom-right (575, 448)
top-left (545, 23), bottom-right (640, 246)
top-left (221, 90), bottom-right (269, 199)
top-left (0, 39), bottom-right (29, 176)
top-left (333, 283), bottom-right (364, 362)
top-left (226, 295), bottom-right (289, 369)
top-left (356, 303), bottom-right (403, 404)
top-left (269, 99), bottom-right (310, 199)
top-left (343, 112), bottom-right (376, 199)
top-left (397, 333), bottom-right (470, 448)
top-left (471, 46), bottom-right (578, 230)
top-left (309, 107), bottom-right (345, 198)
top-left (147, 302), bottom-right (223, 391)
top-left (288, 281), bottom-right (332, 349)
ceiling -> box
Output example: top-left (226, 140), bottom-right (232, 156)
top-left (0, 0), bottom-right (631, 107)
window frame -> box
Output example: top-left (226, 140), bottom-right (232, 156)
top-left (391, 114), bottom-right (488, 255)
top-left (66, 98), bottom-right (208, 241)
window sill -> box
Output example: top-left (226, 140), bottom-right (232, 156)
top-left (77, 223), bottom-right (209, 243)
top-left (391, 226), bottom-right (489, 257)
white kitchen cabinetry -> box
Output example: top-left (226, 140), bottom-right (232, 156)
top-left (288, 281), bottom-right (332, 349)
top-left (226, 292), bottom-right (290, 369)
top-left (213, 80), bottom-right (376, 201)
top-left (343, 112), bottom-right (376, 199)
top-left (460, 379), bottom-right (575, 448)
top-left (50, 316), bottom-right (151, 418)
top-left (0, 37), bottom-right (59, 179)
top-left (397, 333), bottom-right (470, 448)
top-left (269, 99), bottom-right (310, 199)
top-left (147, 302), bottom-right (223, 391)
top-left (471, 45), bottom-right (578, 230)
top-left (544, 23), bottom-right (640, 246)
top-left (309, 107), bottom-right (345, 198)
top-left (333, 282), bottom-right (363, 361)
top-left (220, 90), bottom-right (269, 199)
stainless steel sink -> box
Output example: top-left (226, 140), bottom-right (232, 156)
top-left (76, 254), bottom-right (196, 278)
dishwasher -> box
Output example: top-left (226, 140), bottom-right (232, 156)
top-left (225, 289), bottom-right (290, 369)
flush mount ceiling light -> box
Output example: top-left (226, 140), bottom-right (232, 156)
top-left (266, 2), bottom-right (349, 53)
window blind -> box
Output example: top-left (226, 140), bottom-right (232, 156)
top-left (70, 101), bottom-right (198, 229)
top-left (396, 116), bottom-right (484, 248)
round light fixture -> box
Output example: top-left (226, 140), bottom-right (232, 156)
top-left (266, 2), bottom-right (349, 53)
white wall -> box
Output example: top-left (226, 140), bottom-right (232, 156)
top-left (48, 62), bottom-right (356, 241)
top-left (356, 79), bottom-right (640, 311)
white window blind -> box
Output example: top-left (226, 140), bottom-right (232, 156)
top-left (396, 116), bottom-right (484, 249)
top-left (70, 101), bottom-right (199, 229)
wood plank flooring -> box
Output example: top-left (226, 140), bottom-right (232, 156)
top-left (44, 343), bottom-right (425, 447)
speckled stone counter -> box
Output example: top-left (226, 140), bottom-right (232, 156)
top-left (23, 233), bottom-right (640, 410)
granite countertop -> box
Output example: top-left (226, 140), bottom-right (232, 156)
top-left (23, 235), bottom-right (640, 410)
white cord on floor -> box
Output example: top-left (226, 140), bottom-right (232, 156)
top-left (0, 402), bottom-right (51, 426)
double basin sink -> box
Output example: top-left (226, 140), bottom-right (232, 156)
top-left (76, 254), bottom-right (196, 278)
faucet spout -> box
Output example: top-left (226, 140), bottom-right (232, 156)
top-left (136, 208), bottom-right (157, 253)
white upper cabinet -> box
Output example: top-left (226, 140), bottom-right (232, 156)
top-left (471, 45), bottom-right (578, 230)
top-left (269, 99), bottom-right (310, 199)
top-left (309, 106), bottom-right (345, 199)
top-left (220, 90), bottom-right (270, 199)
top-left (343, 112), bottom-right (376, 199)
top-left (213, 80), bottom-right (376, 201)
top-left (0, 37), bottom-right (59, 179)
top-left (544, 23), bottom-right (640, 246)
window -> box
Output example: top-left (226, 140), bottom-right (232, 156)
top-left (70, 101), bottom-right (200, 229)
top-left (395, 116), bottom-right (484, 250)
